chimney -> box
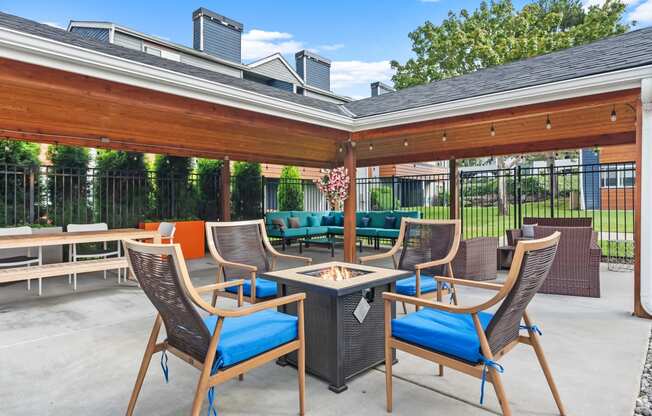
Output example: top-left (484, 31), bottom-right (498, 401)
top-left (192, 8), bottom-right (243, 63)
top-left (295, 50), bottom-right (331, 91)
top-left (371, 81), bottom-right (395, 97)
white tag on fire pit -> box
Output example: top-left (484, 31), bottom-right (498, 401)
top-left (353, 297), bottom-right (371, 323)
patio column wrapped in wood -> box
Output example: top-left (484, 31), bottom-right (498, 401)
top-left (220, 158), bottom-right (231, 222)
top-left (343, 141), bottom-right (357, 262)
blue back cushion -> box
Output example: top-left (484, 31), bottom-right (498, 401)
top-left (307, 215), bottom-right (319, 227)
top-left (384, 216), bottom-right (397, 229)
top-left (321, 215), bottom-right (334, 226)
top-left (360, 216), bottom-right (371, 227)
top-left (265, 211), bottom-right (290, 227)
top-left (369, 211), bottom-right (389, 228)
top-left (291, 211), bottom-right (311, 227)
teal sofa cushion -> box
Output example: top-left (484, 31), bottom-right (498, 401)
top-left (224, 277), bottom-right (278, 298)
top-left (307, 215), bottom-right (320, 227)
top-left (280, 228), bottom-right (306, 238)
top-left (204, 309), bottom-right (297, 368)
top-left (391, 309), bottom-right (493, 363)
top-left (393, 211), bottom-right (421, 229)
top-left (328, 226), bottom-right (344, 235)
top-left (368, 211), bottom-right (390, 228)
top-left (377, 228), bottom-right (399, 239)
top-left (291, 211), bottom-right (312, 227)
top-left (306, 226), bottom-right (328, 236)
top-left (265, 211), bottom-right (290, 227)
top-left (356, 227), bottom-right (378, 237)
top-left (266, 227), bottom-right (285, 238)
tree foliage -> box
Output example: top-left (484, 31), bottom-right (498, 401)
top-left (231, 162), bottom-right (262, 220)
top-left (277, 166), bottom-right (303, 211)
top-left (46, 145), bottom-right (91, 226)
top-left (152, 155), bottom-right (197, 220)
top-left (0, 140), bottom-right (40, 166)
top-left (391, 0), bottom-right (629, 89)
top-left (195, 158), bottom-right (223, 220)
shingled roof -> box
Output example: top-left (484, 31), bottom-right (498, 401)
top-left (343, 27), bottom-right (652, 117)
top-left (1, 11), bottom-right (652, 121)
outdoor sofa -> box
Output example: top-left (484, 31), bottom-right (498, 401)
top-left (264, 210), bottom-right (420, 249)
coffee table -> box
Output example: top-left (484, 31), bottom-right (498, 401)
top-left (262, 262), bottom-right (411, 393)
top-left (298, 236), bottom-right (362, 257)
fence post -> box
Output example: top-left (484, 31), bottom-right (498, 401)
top-left (28, 167), bottom-right (35, 224)
top-left (449, 159), bottom-right (458, 219)
top-left (516, 166), bottom-right (523, 228)
top-left (261, 176), bottom-right (266, 218)
top-left (549, 164), bottom-right (555, 218)
top-left (512, 166), bottom-right (518, 229)
top-left (391, 175), bottom-right (396, 211)
top-left (459, 172), bottom-right (465, 237)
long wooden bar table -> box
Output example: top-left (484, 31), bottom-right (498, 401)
top-left (0, 228), bottom-right (160, 295)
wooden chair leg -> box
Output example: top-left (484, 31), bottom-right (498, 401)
top-left (126, 317), bottom-right (162, 416)
top-left (401, 302), bottom-right (407, 315)
top-left (190, 381), bottom-right (209, 416)
top-left (490, 366), bottom-right (512, 416)
top-left (438, 364), bottom-right (444, 376)
top-left (298, 299), bottom-right (306, 416)
top-left (384, 300), bottom-right (393, 413)
top-left (525, 315), bottom-right (566, 415)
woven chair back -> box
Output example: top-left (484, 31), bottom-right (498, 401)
top-left (398, 222), bottom-right (456, 276)
top-left (209, 223), bottom-right (270, 279)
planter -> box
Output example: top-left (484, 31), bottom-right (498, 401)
top-left (0, 226), bottom-right (63, 264)
top-left (139, 220), bottom-right (205, 260)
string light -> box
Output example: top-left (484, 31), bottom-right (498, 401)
top-left (403, 139), bottom-right (409, 147)
top-left (442, 130), bottom-right (447, 142)
top-left (339, 145), bottom-right (343, 153)
top-left (490, 123), bottom-right (496, 137)
top-left (369, 143), bottom-right (374, 151)
top-left (610, 105), bottom-right (617, 122)
top-left (545, 115), bottom-right (552, 130)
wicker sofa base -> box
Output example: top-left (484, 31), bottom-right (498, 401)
top-left (452, 237), bottom-right (498, 281)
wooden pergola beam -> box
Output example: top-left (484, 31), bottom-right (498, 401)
top-left (220, 159), bottom-right (231, 222)
top-left (343, 141), bottom-right (357, 263)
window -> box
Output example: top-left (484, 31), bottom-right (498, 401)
top-left (143, 45), bottom-right (161, 57)
top-left (601, 166), bottom-right (635, 188)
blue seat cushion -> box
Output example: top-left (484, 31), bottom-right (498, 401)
top-left (356, 227), bottom-right (378, 237)
top-left (305, 226), bottom-right (328, 236)
top-left (377, 228), bottom-right (399, 239)
top-left (204, 309), bottom-right (298, 368)
top-left (396, 274), bottom-right (440, 296)
top-left (327, 226), bottom-right (344, 235)
top-left (392, 309), bottom-right (493, 363)
top-left (280, 228), bottom-right (306, 238)
top-left (225, 277), bottom-right (277, 298)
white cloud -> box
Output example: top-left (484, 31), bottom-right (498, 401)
top-left (629, 0), bottom-right (652, 23)
top-left (331, 60), bottom-right (394, 98)
top-left (318, 43), bottom-right (345, 52)
top-left (41, 21), bottom-right (65, 29)
top-left (242, 29), bottom-right (303, 61)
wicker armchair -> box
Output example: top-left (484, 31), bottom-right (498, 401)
top-left (533, 225), bottom-right (601, 297)
top-left (360, 218), bottom-right (461, 314)
top-left (383, 232), bottom-right (565, 416)
top-left (123, 239), bottom-right (306, 416)
top-left (206, 220), bottom-right (311, 304)
top-left (506, 217), bottom-right (592, 246)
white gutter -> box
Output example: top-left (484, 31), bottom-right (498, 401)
top-left (1, 25), bottom-right (652, 134)
top-left (0, 26), bottom-right (353, 130)
top-left (640, 78), bottom-right (652, 316)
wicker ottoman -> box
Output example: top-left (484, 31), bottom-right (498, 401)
top-left (452, 237), bottom-right (498, 281)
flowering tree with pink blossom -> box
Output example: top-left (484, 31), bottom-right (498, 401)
top-left (314, 167), bottom-right (350, 210)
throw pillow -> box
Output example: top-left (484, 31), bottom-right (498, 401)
top-left (307, 215), bottom-right (319, 227)
top-left (321, 215), bottom-right (334, 226)
top-left (288, 217), bottom-right (301, 228)
top-left (384, 216), bottom-right (397, 229)
top-left (360, 216), bottom-right (371, 227)
top-left (521, 223), bottom-right (537, 238)
top-left (272, 218), bottom-right (287, 231)
top-left (334, 214), bottom-right (344, 226)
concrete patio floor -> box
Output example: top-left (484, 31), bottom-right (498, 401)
top-left (0, 245), bottom-right (649, 415)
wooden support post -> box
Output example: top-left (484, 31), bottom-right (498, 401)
top-left (449, 159), bottom-right (458, 220)
top-left (635, 90), bottom-right (651, 318)
top-left (220, 158), bottom-right (231, 222)
top-left (344, 141), bottom-right (357, 263)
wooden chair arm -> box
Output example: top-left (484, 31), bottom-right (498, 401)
top-left (382, 292), bottom-right (467, 313)
top-left (220, 293), bottom-right (307, 317)
top-left (195, 280), bottom-right (245, 293)
top-left (217, 260), bottom-right (257, 273)
top-left (434, 276), bottom-right (503, 291)
top-left (272, 252), bottom-right (312, 265)
top-left (415, 258), bottom-right (448, 270)
top-left (359, 249), bottom-right (398, 265)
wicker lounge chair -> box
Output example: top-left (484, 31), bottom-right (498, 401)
top-left (383, 232), bottom-right (564, 416)
top-left (452, 237), bottom-right (498, 281)
top-left (534, 225), bottom-right (601, 297)
top-left (206, 220), bottom-right (311, 304)
top-left (123, 239), bottom-right (306, 416)
top-left (506, 217), bottom-right (592, 246)
top-left (360, 218), bottom-right (461, 314)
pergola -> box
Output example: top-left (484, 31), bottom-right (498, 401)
top-left (0, 13), bottom-right (650, 317)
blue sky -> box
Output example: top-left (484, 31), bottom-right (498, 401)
top-left (1, 0), bottom-right (650, 98)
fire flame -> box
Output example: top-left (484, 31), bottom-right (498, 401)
top-left (319, 265), bottom-right (352, 281)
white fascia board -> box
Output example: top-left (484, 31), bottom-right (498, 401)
top-left (350, 65), bottom-right (652, 131)
top-left (0, 26), bottom-right (352, 130)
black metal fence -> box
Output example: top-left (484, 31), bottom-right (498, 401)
top-left (0, 165), bottom-right (221, 228)
top-left (0, 162), bottom-right (635, 264)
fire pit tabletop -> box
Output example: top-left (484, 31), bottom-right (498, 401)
top-left (262, 261), bottom-right (411, 296)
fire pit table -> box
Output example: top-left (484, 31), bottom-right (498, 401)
top-left (262, 261), bottom-right (411, 393)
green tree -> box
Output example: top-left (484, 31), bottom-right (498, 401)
top-left (231, 161), bottom-right (262, 220)
top-left (152, 155), bottom-right (197, 220)
top-left (370, 186), bottom-right (400, 211)
top-left (195, 158), bottom-right (222, 220)
top-left (277, 166), bottom-right (304, 211)
top-left (94, 150), bottom-right (148, 227)
top-left (0, 140), bottom-right (40, 225)
top-left (391, 0), bottom-right (629, 89)
top-left (46, 145), bottom-right (91, 226)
